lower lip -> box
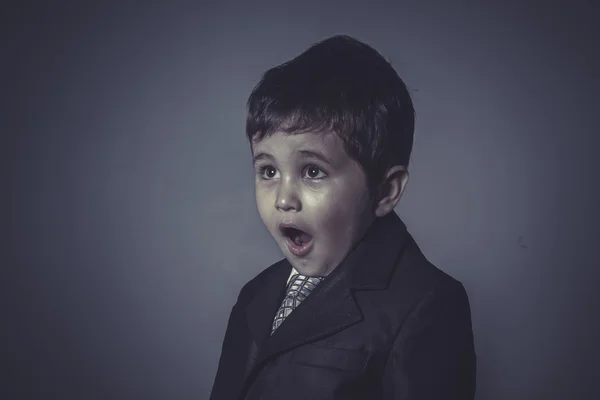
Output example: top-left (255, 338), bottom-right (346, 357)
top-left (284, 237), bottom-right (314, 257)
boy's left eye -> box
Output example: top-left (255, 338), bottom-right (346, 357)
top-left (303, 165), bottom-right (326, 179)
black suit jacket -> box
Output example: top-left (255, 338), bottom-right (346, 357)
top-left (210, 212), bottom-right (476, 400)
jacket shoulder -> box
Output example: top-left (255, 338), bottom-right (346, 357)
top-left (391, 233), bottom-right (467, 302)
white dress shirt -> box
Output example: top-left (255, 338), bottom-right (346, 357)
top-left (286, 267), bottom-right (299, 284)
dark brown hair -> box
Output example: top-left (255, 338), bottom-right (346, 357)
top-left (246, 35), bottom-right (415, 192)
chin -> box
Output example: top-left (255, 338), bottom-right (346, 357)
top-left (293, 261), bottom-right (335, 278)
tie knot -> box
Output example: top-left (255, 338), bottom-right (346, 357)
top-left (286, 273), bottom-right (325, 302)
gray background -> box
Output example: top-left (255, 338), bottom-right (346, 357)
top-left (4, 1), bottom-right (599, 399)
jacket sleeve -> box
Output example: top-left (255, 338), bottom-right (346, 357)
top-left (209, 286), bottom-right (251, 400)
top-left (381, 281), bottom-right (476, 399)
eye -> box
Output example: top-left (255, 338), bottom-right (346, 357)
top-left (257, 165), bottom-right (278, 179)
top-left (265, 166), bottom-right (276, 178)
top-left (303, 164), bottom-right (327, 179)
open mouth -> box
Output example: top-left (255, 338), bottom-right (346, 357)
top-left (280, 225), bottom-right (314, 256)
top-left (282, 227), bottom-right (312, 246)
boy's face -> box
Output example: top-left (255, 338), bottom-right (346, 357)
top-left (252, 131), bottom-right (376, 277)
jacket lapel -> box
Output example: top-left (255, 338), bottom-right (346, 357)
top-left (261, 256), bottom-right (362, 360)
top-left (245, 259), bottom-right (291, 346)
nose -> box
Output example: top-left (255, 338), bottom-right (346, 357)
top-left (275, 180), bottom-right (301, 212)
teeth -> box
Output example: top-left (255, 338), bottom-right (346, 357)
top-left (283, 226), bottom-right (311, 247)
top-left (293, 235), bottom-right (303, 246)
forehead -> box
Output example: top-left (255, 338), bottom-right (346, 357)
top-left (252, 131), bottom-right (348, 162)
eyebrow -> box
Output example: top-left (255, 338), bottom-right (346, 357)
top-left (297, 150), bottom-right (334, 166)
top-left (252, 152), bottom-right (272, 164)
top-left (252, 149), bottom-right (334, 166)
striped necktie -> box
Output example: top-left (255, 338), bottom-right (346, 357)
top-left (271, 273), bottom-right (325, 335)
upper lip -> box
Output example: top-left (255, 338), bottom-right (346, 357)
top-left (278, 222), bottom-right (311, 236)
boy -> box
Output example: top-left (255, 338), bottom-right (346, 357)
top-left (210, 35), bottom-right (476, 400)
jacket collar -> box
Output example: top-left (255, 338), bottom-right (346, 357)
top-left (346, 210), bottom-right (408, 290)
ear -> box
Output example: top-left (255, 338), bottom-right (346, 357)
top-left (373, 165), bottom-right (409, 217)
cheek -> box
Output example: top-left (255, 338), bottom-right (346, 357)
top-left (313, 184), bottom-right (370, 240)
top-left (311, 193), bottom-right (359, 238)
top-left (322, 206), bottom-right (356, 238)
top-left (255, 187), bottom-right (272, 222)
